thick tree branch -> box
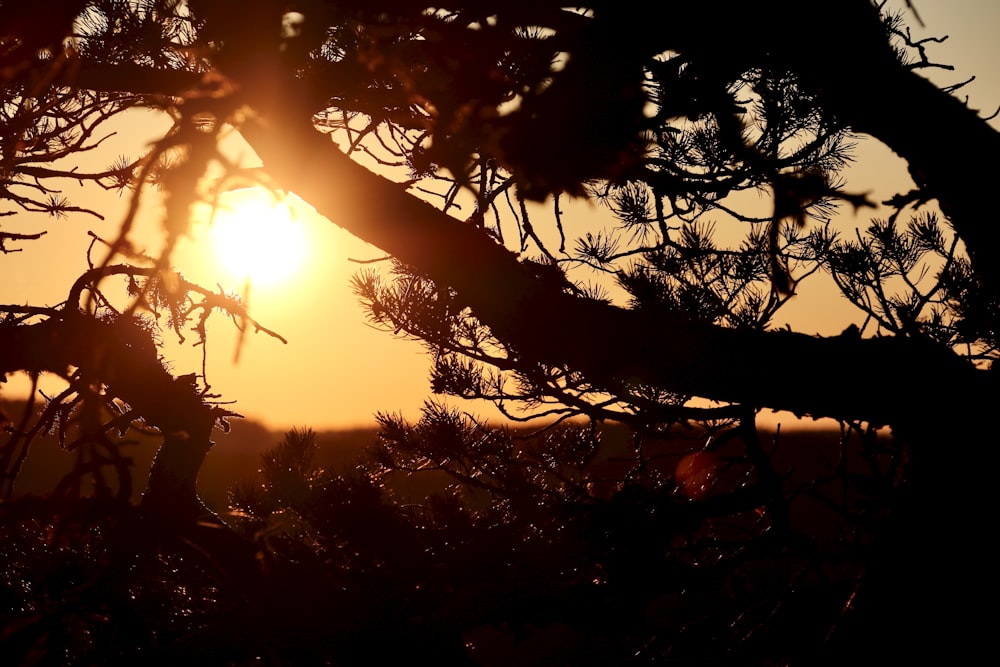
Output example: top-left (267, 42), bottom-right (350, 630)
top-left (241, 104), bottom-right (994, 432)
top-left (822, 59), bottom-right (1000, 299)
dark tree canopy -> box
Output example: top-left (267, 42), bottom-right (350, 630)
top-left (0, 1), bottom-right (997, 664)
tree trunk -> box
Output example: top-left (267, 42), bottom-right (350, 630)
top-left (141, 416), bottom-right (219, 520)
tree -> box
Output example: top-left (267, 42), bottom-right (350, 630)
top-left (0, 0), bottom-right (996, 663)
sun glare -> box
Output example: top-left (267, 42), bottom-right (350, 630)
top-left (208, 189), bottom-right (308, 287)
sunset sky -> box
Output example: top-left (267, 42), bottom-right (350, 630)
top-left (2, 1), bottom-right (998, 432)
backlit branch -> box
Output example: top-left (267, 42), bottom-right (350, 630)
top-left (242, 100), bottom-right (994, 434)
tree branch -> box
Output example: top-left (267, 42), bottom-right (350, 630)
top-left (241, 103), bottom-right (993, 433)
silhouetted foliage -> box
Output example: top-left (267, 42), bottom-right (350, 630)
top-left (1, 419), bottom-right (908, 664)
top-left (1, 1), bottom-right (998, 664)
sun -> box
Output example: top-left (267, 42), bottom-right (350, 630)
top-left (208, 188), bottom-right (308, 287)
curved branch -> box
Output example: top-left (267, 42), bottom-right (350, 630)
top-left (242, 100), bottom-right (994, 435)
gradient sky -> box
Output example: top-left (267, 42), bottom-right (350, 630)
top-left (2, 1), bottom-right (998, 431)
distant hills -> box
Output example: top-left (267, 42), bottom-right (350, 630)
top-left (0, 399), bottom-right (378, 510)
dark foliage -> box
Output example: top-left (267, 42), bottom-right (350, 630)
top-left (3, 417), bottom-right (909, 665)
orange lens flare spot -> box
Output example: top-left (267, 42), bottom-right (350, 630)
top-left (675, 451), bottom-right (719, 500)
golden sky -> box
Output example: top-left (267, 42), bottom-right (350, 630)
top-left (2, 1), bottom-right (998, 431)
